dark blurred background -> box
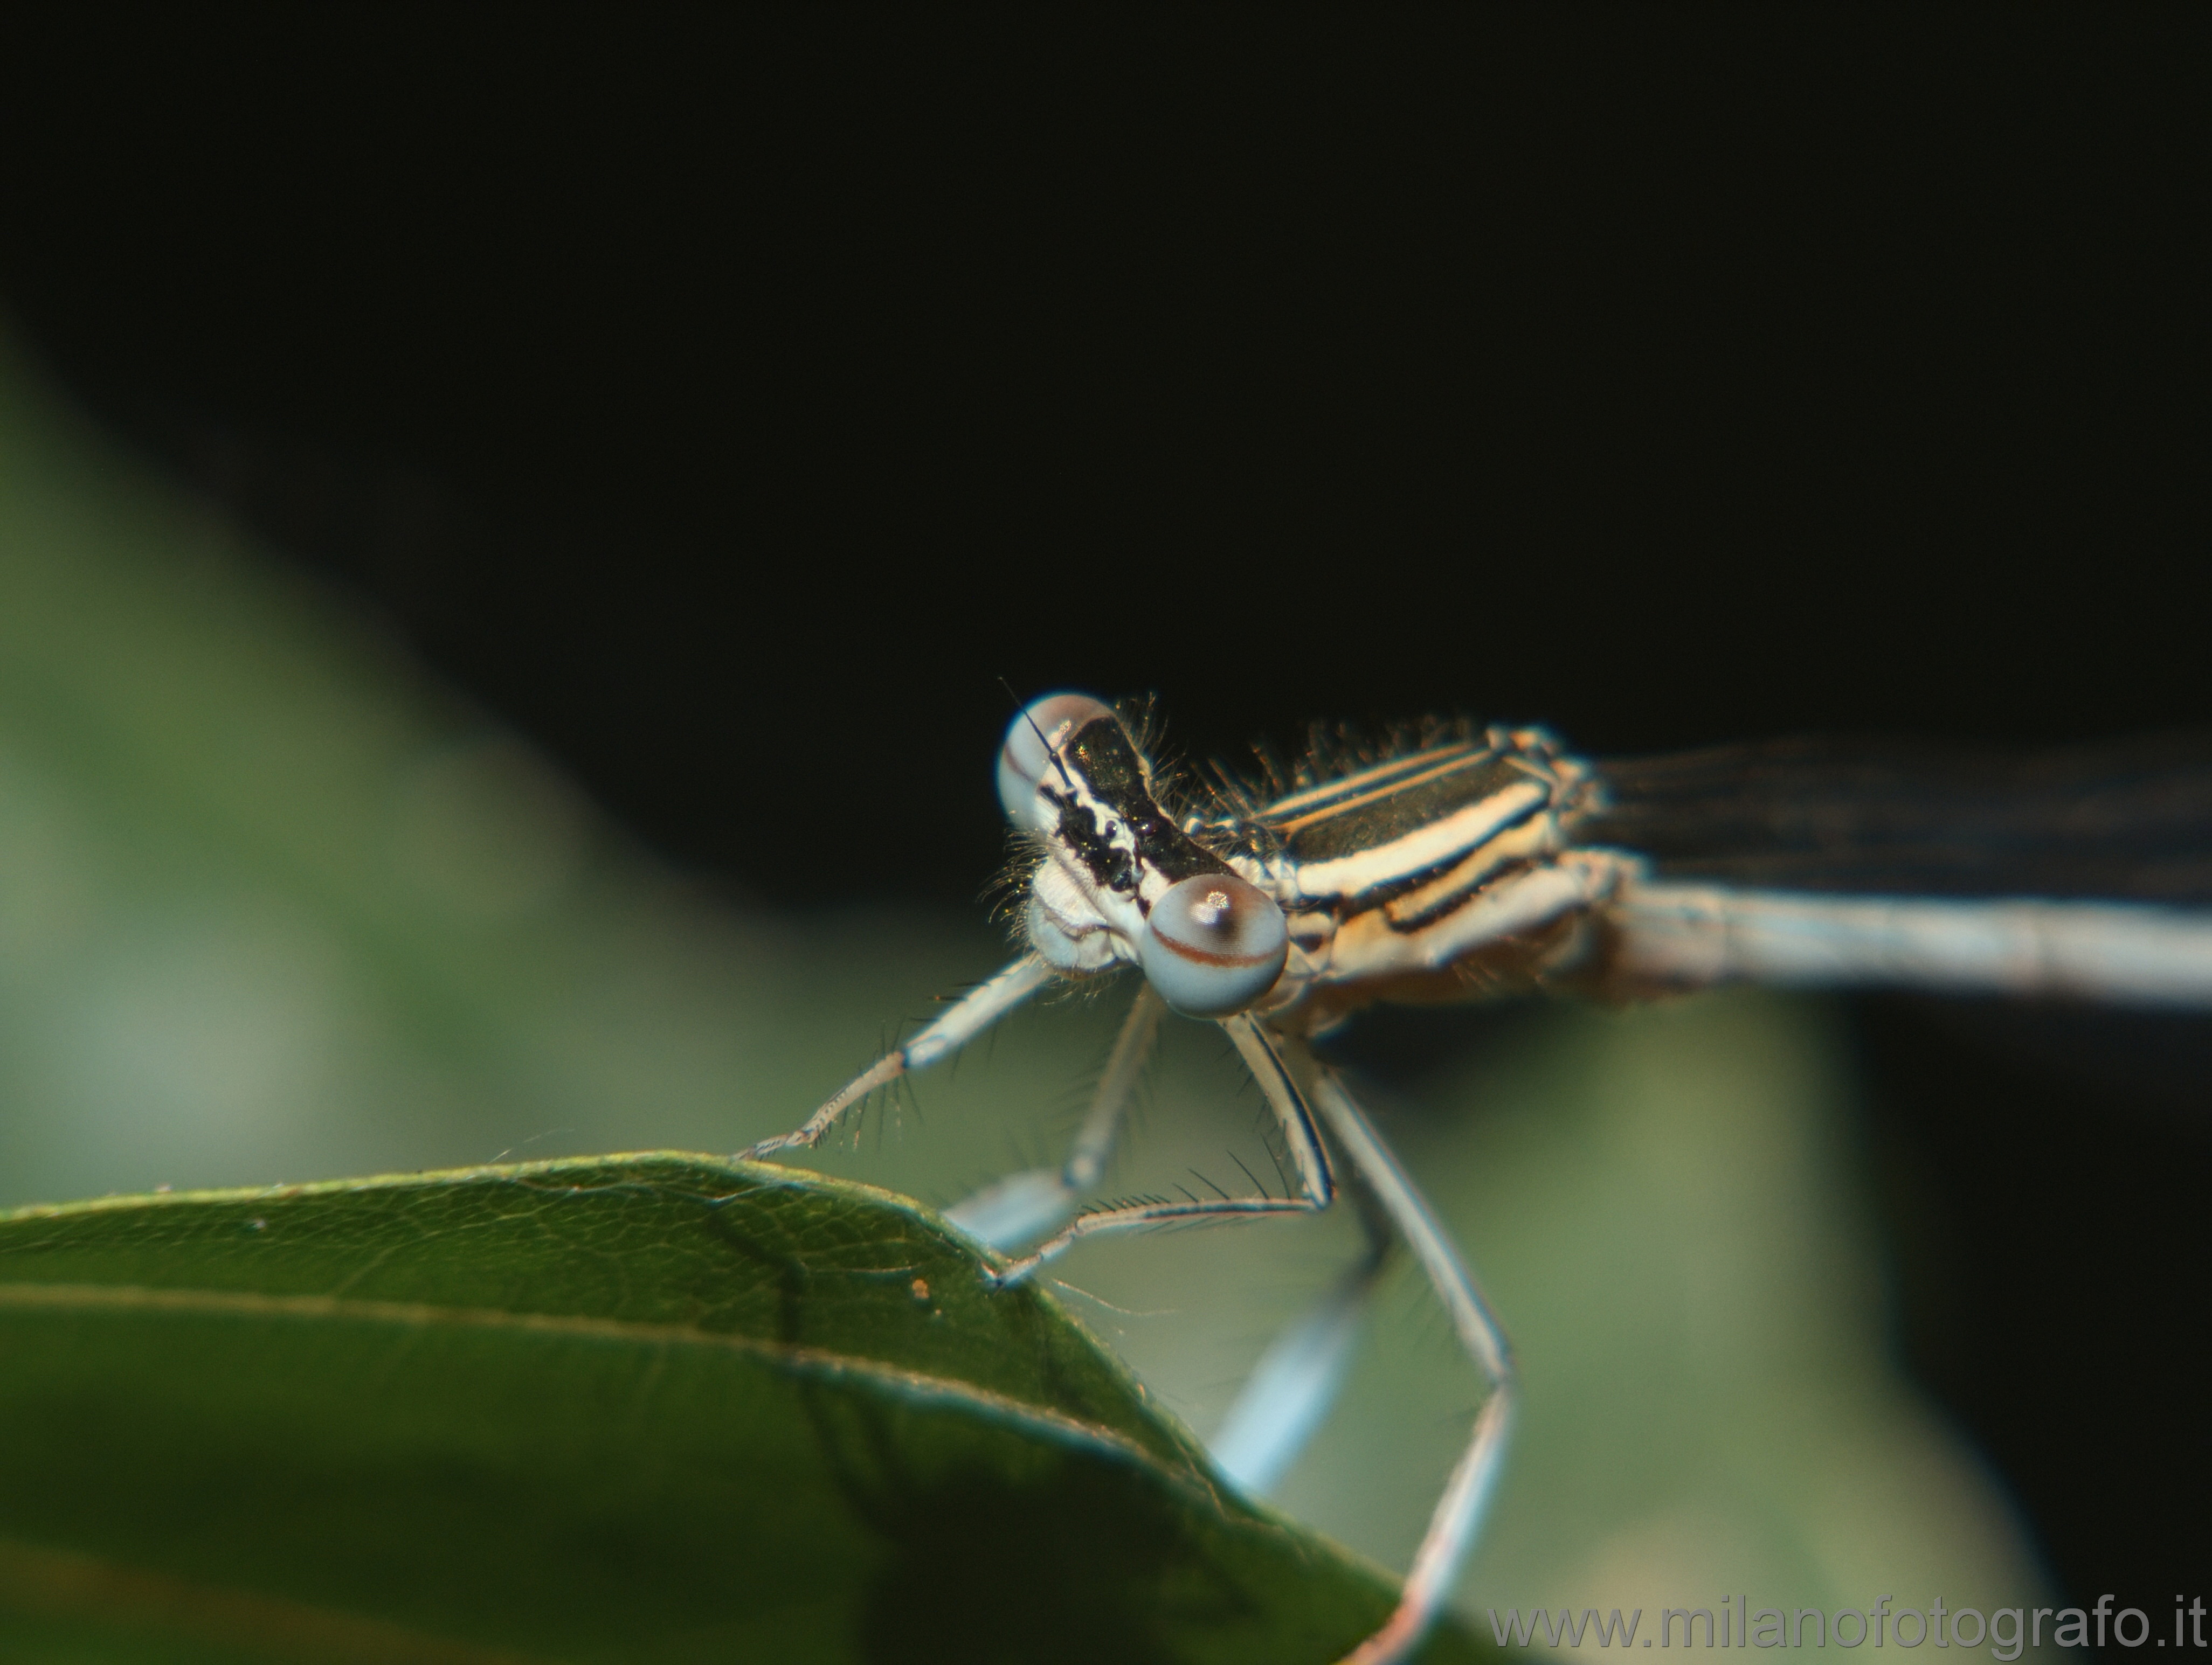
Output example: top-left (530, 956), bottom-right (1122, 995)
top-left (1, 5), bottom-right (2204, 1625)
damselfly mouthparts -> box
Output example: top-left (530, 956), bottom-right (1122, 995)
top-left (743, 694), bottom-right (2212, 1665)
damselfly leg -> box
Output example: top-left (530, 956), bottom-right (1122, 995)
top-left (983, 1014), bottom-right (1336, 1284)
top-left (1303, 1061), bottom-right (1517, 1665)
top-left (1209, 1119), bottom-right (1395, 1497)
top-left (739, 954), bottom-right (1052, 1160)
top-left (945, 982), bottom-right (1165, 1250)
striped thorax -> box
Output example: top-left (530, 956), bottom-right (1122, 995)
top-left (1001, 693), bottom-right (1632, 1031)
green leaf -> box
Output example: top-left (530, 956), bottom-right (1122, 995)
top-left (0, 1153), bottom-right (1490, 1664)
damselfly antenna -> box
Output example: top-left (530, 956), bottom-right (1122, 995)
top-left (997, 674), bottom-right (1081, 799)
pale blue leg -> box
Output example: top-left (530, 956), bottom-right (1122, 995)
top-left (1302, 1059), bottom-right (1516, 1665)
top-left (985, 1014), bottom-right (1335, 1284)
top-left (946, 984), bottom-right (1163, 1251)
top-left (742, 955), bottom-right (1053, 1160)
top-left (969, 1021), bottom-right (1506, 1665)
top-left (1208, 1186), bottom-right (1392, 1496)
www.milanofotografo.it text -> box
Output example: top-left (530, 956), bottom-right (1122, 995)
top-left (1488, 1595), bottom-right (2210, 1655)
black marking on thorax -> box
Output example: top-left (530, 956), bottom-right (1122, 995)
top-left (1043, 717), bottom-right (1229, 899)
top-left (1263, 746), bottom-right (1542, 863)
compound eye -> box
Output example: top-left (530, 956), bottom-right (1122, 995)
top-left (1139, 873), bottom-right (1289, 1018)
top-left (997, 692), bottom-right (1116, 832)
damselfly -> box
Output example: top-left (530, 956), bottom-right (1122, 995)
top-left (744, 693), bottom-right (2212, 1665)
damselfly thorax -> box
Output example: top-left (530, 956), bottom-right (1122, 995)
top-left (744, 692), bottom-right (2212, 1665)
top-left (1187, 720), bottom-right (1619, 1027)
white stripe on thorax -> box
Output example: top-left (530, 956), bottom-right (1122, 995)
top-left (1289, 780), bottom-right (1549, 903)
top-left (1324, 855), bottom-right (1623, 981)
top-left (1380, 813), bottom-right (1565, 928)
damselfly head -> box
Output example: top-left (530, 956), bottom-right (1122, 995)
top-left (999, 690), bottom-right (1290, 1017)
